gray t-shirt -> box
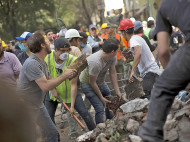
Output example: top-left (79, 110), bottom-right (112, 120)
top-left (130, 35), bottom-right (159, 77)
top-left (79, 50), bottom-right (116, 85)
top-left (17, 54), bottom-right (49, 109)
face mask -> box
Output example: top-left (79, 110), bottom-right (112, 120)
top-left (59, 52), bottom-right (69, 61)
top-left (18, 44), bottom-right (27, 52)
top-left (80, 43), bottom-right (86, 48)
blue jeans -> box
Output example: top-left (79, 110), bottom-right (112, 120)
top-left (30, 105), bottom-right (59, 142)
top-left (44, 90), bottom-right (96, 132)
top-left (138, 42), bottom-right (190, 141)
top-left (81, 82), bottom-right (113, 124)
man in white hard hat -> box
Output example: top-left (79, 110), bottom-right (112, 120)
top-left (147, 17), bottom-right (154, 22)
top-left (65, 29), bottom-right (82, 57)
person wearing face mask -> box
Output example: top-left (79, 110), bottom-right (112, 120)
top-left (44, 37), bottom-right (96, 139)
top-left (16, 32), bottom-right (33, 65)
top-left (79, 32), bottom-right (92, 56)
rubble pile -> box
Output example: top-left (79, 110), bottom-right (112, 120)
top-left (105, 96), bottom-right (126, 115)
top-left (77, 98), bottom-right (190, 142)
top-left (124, 75), bottom-right (145, 101)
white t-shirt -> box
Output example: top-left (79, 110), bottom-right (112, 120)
top-left (81, 44), bottom-right (92, 56)
top-left (130, 35), bottom-right (159, 77)
top-left (50, 43), bottom-right (54, 50)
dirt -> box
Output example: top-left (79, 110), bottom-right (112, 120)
top-left (55, 104), bottom-right (90, 142)
top-left (105, 96), bottom-right (126, 115)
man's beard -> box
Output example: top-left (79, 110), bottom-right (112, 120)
top-left (45, 45), bottom-right (51, 54)
top-left (49, 38), bottom-right (53, 42)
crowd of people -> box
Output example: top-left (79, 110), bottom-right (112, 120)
top-left (0, 0), bottom-right (188, 141)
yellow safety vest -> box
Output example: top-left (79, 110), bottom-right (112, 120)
top-left (45, 51), bottom-right (76, 103)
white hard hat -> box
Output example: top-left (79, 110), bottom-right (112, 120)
top-left (130, 17), bottom-right (136, 23)
top-left (148, 17), bottom-right (154, 21)
top-left (65, 29), bottom-right (82, 39)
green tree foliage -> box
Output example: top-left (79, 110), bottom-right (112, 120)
top-left (0, 0), bottom-right (101, 40)
top-left (0, 0), bottom-right (55, 40)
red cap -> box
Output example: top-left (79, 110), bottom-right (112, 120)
top-left (119, 19), bottom-right (135, 31)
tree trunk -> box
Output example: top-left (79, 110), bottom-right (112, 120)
top-left (82, 0), bottom-right (92, 25)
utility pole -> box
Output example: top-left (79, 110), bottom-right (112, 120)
top-left (148, 0), bottom-right (153, 17)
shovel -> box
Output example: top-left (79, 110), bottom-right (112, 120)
top-left (57, 96), bottom-right (87, 131)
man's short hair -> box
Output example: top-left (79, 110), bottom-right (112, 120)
top-left (27, 32), bottom-right (45, 53)
top-left (102, 38), bottom-right (119, 53)
top-left (147, 20), bottom-right (154, 28)
top-left (134, 27), bottom-right (143, 34)
top-left (45, 29), bottom-right (53, 35)
top-left (79, 32), bottom-right (88, 39)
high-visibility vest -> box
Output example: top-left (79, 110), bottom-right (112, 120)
top-left (101, 33), bottom-right (107, 39)
top-left (121, 36), bottom-right (128, 48)
top-left (45, 51), bottom-right (76, 103)
top-left (105, 33), bottom-right (123, 60)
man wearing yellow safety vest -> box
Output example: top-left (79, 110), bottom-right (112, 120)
top-left (44, 37), bottom-right (96, 139)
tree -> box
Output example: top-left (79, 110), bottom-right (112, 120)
top-left (0, 0), bottom-right (102, 40)
top-left (0, 0), bottom-right (55, 40)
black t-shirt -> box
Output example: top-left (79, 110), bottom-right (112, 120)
top-left (155, 0), bottom-right (190, 41)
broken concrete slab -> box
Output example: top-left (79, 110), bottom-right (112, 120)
top-left (126, 119), bottom-right (140, 134)
top-left (164, 128), bottom-right (178, 142)
top-left (178, 115), bottom-right (190, 142)
top-left (129, 135), bottom-right (142, 142)
top-left (120, 98), bottom-right (149, 113)
top-left (164, 119), bottom-right (178, 131)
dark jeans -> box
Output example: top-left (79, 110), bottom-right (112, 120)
top-left (30, 105), bottom-right (59, 142)
top-left (138, 42), bottom-right (190, 142)
top-left (142, 72), bottom-right (159, 99)
top-left (45, 90), bottom-right (96, 131)
top-left (81, 82), bottom-right (113, 124)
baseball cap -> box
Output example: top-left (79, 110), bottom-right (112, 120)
top-left (54, 37), bottom-right (70, 49)
top-left (16, 32), bottom-right (32, 41)
top-left (134, 21), bottom-right (143, 31)
top-left (89, 24), bottom-right (97, 30)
